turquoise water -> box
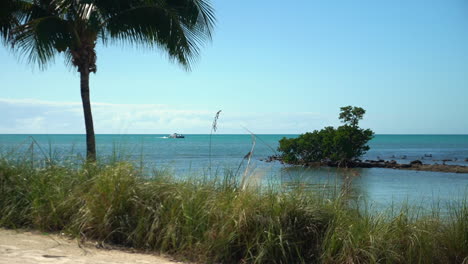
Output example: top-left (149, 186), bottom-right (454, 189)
top-left (1, 134), bottom-right (467, 207)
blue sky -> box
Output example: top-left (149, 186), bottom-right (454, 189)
top-left (1, 0), bottom-right (468, 134)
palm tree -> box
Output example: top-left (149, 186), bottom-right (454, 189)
top-left (0, 0), bottom-right (215, 161)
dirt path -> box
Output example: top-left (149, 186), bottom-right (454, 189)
top-left (0, 229), bottom-right (182, 264)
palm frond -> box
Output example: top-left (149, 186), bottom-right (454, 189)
top-left (103, 0), bottom-right (215, 69)
top-left (0, 1), bottom-right (16, 41)
top-left (104, 5), bottom-right (191, 68)
top-left (10, 16), bottom-right (73, 68)
top-left (166, 0), bottom-right (215, 38)
top-left (2, 0), bottom-right (216, 70)
top-left (0, 0), bottom-right (31, 42)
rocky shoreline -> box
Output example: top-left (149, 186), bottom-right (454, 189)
top-left (264, 156), bottom-right (468, 174)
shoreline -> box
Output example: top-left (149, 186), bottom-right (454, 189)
top-left (265, 157), bottom-right (468, 173)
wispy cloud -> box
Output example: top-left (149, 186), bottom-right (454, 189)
top-left (0, 98), bottom-right (327, 134)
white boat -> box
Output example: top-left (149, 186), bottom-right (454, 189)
top-left (168, 133), bottom-right (185, 138)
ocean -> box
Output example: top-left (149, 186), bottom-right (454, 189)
top-left (1, 134), bottom-right (467, 207)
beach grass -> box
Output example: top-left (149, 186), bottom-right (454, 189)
top-left (0, 156), bottom-right (467, 263)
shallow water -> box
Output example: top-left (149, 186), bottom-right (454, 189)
top-left (275, 166), bottom-right (468, 209)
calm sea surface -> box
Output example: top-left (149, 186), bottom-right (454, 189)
top-left (1, 134), bottom-right (467, 208)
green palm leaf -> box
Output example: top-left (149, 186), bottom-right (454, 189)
top-left (11, 16), bottom-right (73, 67)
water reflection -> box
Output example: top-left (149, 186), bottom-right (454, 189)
top-left (253, 165), bottom-right (468, 211)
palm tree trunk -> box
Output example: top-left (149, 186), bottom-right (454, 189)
top-left (80, 67), bottom-right (96, 161)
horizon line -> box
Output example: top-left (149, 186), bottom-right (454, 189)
top-left (1, 133), bottom-right (468, 136)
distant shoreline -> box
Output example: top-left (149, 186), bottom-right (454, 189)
top-left (265, 157), bottom-right (468, 174)
top-left (1, 133), bottom-right (468, 136)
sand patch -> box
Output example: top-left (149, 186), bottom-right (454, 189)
top-left (0, 229), bottom-right (183, 264)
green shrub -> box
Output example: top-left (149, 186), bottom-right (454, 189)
top-left (278, 106), bottom-right (374, 166)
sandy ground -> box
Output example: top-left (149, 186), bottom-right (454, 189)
top-left (0, 229), bottom-right (182, 264)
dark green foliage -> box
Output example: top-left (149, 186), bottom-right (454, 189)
top-left (332, 125), bottom-right (374, 163)
top-left (278, 106), bottom-right (374, 166)
top-left (339, 105), bottom-right (366, 127)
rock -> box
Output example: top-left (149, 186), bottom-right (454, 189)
top-left (410, 160), bottom-right (423, 166)
top-left (265, 156), bottom-right (281, 163)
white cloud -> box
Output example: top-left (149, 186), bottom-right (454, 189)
top-left (15, 116), bottom-right (45, 131)
top-left (0, 98), bottom-right (328, 134)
